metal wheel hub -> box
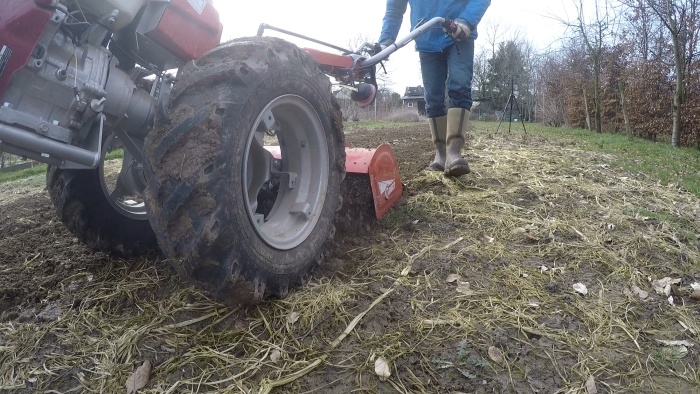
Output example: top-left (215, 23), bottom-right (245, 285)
top-left (243, 95), bottom-right (329, 250)
top-left (99, 134), bottom-right (148, 220)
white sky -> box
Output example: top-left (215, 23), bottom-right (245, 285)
top-left (212, 0), bottom-right (573, 93)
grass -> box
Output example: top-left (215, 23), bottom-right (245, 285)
top-left (105, 148), bottom-right (124, 161)
top-left (0, 149), bottom-right (124, 185)
top-left (345, 121), bottom-right (419, 131)
top-left (348, 119), bottom-right (700, 197)
top-left (0, 164), bottom-right (47, 184)
top-left (477, 121), bottom-right (700, 196)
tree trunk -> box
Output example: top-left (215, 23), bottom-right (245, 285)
top-left (618, 80), bottom-right (632, 136)
top-left (671, 34), bottom-right (683, 147)
top-left (593, 55), bottom-right (602, 133)
top-left (583, 88), bottom-right (591, 131)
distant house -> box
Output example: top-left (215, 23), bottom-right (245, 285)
top-left (401, 86), bottom-right (425, 116)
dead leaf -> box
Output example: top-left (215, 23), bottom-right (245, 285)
top-left (527, 297), bottom-right (541, 308)
top-left (422, 318), bottom-right (456, 326)
top-left (374, 356), bottom-right (391, 380)
top-left (676, 346), bottom-right (689, 358)
top-left (651, 277), bottom-right (681, 296)
top-left (487, 346), bottom-right (505, 366)
top-left (287, 311), bottom-right (300, 325)
top-left (540, 265), bottom-right (549, 273)
top-left (270, 349), bottom-right (281, 363)
top-left (446, 274), bottom-right (461, 283)
top-left (573, 283), bottom-right (588, 296)
top-left (656, 339), bottom-right (695, 347)
top-left (456, 282), bottom-right (474, 295)
top-left (483, 235), bottom-right (495, 243)
top-left (631, 286), bottom-right (649, 300)
top-left (585, 375), bottom-right (597, 394)
top-left (125, 360), bottom-right (151, 394)
top-left (691, 290), bottom-right (700, 301)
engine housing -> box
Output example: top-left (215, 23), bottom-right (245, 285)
top-left (0, 1), bottom-right (155, 168)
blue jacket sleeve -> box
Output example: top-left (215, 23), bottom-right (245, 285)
top-left (459, 0), bottom-right (491, 30)
top-left (378, 0), bottom-right (408, 45)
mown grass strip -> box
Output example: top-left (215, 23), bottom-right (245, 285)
top-left (475, 121), bottom-right (700, 197)
top-left (0, 164), bottom-right (47, 184)
top-left (0, 149), bottom-right (124, 185)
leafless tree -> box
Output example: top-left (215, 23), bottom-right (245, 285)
top-left (641, 0), bottom-right (699, 146)
top-left (557, 0), bottom-right (617, 133)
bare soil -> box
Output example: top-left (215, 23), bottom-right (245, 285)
top-left (1, 122), bottom-right (699, 393)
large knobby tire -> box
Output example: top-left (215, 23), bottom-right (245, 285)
top-left (144, 37), bottom-right (345, 303)
top-left (46, 152), bottom-right (160, 257)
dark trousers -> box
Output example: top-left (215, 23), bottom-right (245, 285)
top-left (419, 38), bottom-right (475, 118)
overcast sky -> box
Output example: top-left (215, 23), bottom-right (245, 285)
top-left (212, 0), bottom-right (574, 93)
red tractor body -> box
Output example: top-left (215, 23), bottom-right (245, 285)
top-left (142, 0), bottom-right (222, 61)
top-left (0, 0), bottom-right (53, 98)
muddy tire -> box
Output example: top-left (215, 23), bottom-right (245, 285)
top-left (46, 151), bottom-right (159, 257)
top-left (144, 37), bottom-right (345, 303)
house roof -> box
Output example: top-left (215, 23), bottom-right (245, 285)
top-left (403, 86), bottom-right (424, 97)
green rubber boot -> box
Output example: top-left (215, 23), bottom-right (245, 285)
top-left (427, 115), bottom-right (447, 171)
top-left (444, 108), bottom-right (471, 177)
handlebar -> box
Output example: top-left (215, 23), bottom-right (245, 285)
top-left (356, 17), bottom-right (449, 68)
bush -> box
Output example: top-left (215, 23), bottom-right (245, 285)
top-left (381, 108), bottom-right (420, 122)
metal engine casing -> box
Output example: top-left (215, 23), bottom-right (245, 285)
top-left (0, 4), bottom-right (155, 169)
top-left (4, 16), bottom-right (109, 139)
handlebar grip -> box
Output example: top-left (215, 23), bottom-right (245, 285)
top-left (442, 19), bottom-right (457, 34)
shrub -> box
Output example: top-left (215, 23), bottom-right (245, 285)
top-left (382, 108), bottom-right (420, 122)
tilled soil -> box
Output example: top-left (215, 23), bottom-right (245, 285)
top-left (1, 121), bottom-right (699, 393)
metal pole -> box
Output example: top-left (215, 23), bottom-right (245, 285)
top-left (0, 123), bottom-right (99, 167)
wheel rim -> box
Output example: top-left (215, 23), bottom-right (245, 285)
top-left (99, 133), bottom-right (148, 220)
top-left (243, 95), bottom-right (330, 250)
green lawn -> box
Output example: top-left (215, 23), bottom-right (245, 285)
top-left (0, 149), bottom-right (124, 185)
top-left (0, 164), bottom-right (47, 184)
top-left (482, 121), bottom-right (700, 197)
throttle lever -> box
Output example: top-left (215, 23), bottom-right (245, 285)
top-left (440, 18), bottom-right (462, 54)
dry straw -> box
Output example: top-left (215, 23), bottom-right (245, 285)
top-left (1, 123), bottom-right (699, 393)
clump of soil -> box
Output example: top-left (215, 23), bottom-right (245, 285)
top-left (1, 121), bottom-right (699, 393)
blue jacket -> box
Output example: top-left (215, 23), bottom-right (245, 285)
top-left (379, 0), bottom-right (490, 52)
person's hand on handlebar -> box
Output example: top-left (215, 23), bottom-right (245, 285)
top-left (451, 19), bottom-right (471, 41)
top-left (369, 39), bottom-right (394, 56)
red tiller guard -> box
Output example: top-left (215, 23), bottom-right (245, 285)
top-left (264, 144), bottom-right (403, 220)
top-left (344, 144), bottom-right (403, 219)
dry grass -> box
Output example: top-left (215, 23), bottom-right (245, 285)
top-left (1, 124), bottom-right (699, 393)
top-left (381, 108), bottom-right (421, 123)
